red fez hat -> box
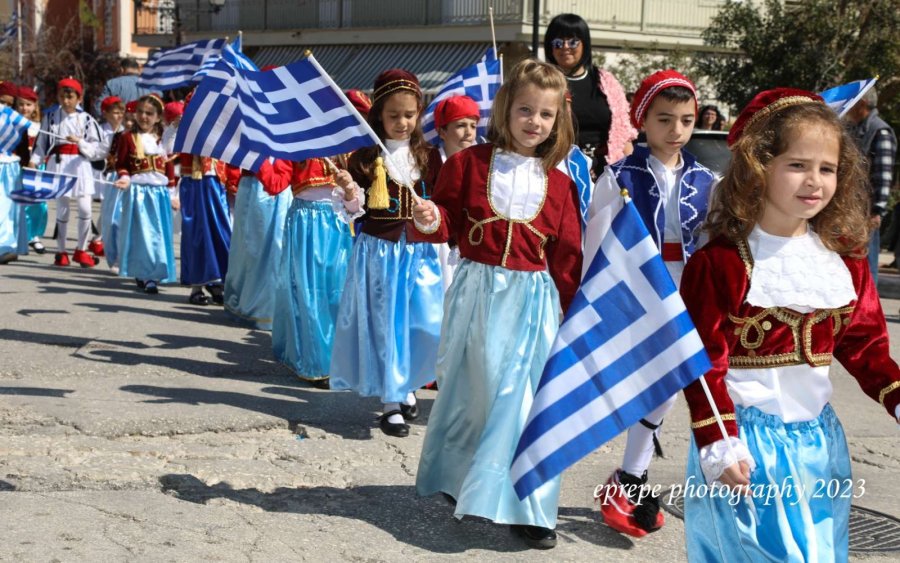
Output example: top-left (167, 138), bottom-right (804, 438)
top-left (0, 81), bottom-right (18, 99)
top-left (727, 88), bottom-right (824, 147)
top-left (100, 95), bottom-right (123, 112)
top-left (630, 69), bottom-right (697, 129)
top-left (345, 89), bottom-right (372, 117)
top-left (372, 69), bottom-right (420, 104)
top-left (57, 77), bottom-right (83, 96)
top-left (164, 101), bottom-right (184, 123)
top-left (16, 86), bottom-right (38, 102)
top-left (434, 95), bottom-right (480, 130)
top-left (125, 100), bottom-right (138, 113)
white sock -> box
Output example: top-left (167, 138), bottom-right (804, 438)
top-left (621, 394), bottom-right (677, 476)
top-left (403, 392), bottom-right (416, 406)
top-left (383, 403), bottom-right (403, 425)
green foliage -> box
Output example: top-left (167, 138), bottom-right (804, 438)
top-left (604, 47), bottom-right (700, 96)
top-left (695, 0), bottom-right (900, 125)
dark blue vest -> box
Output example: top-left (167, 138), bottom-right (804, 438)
top-left (609, 145), bottom-right (715, 260)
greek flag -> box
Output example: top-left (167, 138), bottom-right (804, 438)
top-left (565, 145), bottom-right (593, 230)
top-left (820, 78), bottom-right (878, 118)
top-left (175, 54), bottom-right (378, 172)
top-left (138, 38), bottom-right (226, 91)
top-left (510, 199), bottom-right (712, 499)
top-left (10, 168), bottom-right (77, 203)
top-left (193, 36), bottom-right (258, 82)
top-left (0, 104), bottom-right (31, 154)
top-left (422, 49), bottom-right (501, 145)
top-left (0, 10), bottom-right (16, 48)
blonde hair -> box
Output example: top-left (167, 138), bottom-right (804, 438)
top-left (487, 59), bottom-right (574, 172)
top-left (705, 102), bottom-right (870, 255)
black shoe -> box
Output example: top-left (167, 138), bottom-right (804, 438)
top-left (400, 402), bottom-right (419, 421)
top-left (135, 278), bottom-right (146, 289)
top-left (189, 291), bottom-right (210, 305)
top-left (510, 525), bottom-right (557, 550)
top-left (205, 283), bottom-right (224, 305)
top-left (379, 410), bottom-right (409, 437)
top-left (308, 378), bottom-right (330, 390)
top-left (0, 252), bottom-right (17, 264)
top-left (144, 280), bottom-right (159, 294)
top-left (28, 240), bottom-right (46, 254)
top-left (441, 492), bottom-right (457, 506)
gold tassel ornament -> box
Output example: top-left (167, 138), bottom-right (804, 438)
top-left (368, 156), bottom-right (390, 209)
top-left (191, 155), bottom-right (203, 180)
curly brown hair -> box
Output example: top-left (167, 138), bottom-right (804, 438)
top-left (487, 59), bottom-right (574, 172)
top-left (351, 89), bottom-right (431, 184)
top-left (705, 102), bottom-right (869, 256)
top-left (129, 94), bottom-right (165, 139)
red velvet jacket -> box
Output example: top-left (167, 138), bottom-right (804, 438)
top-left (223, 159), bottom-right (293, 196)
top-left (414, 143), bottom-right (583, 312)
top-left (290, 156), bottom-right (343, 196)
top-left (347, 146), bottom-right (442, 243)
top-left (681, 235), bottom-right (900, 447)
top-left (114, 132), bottom-right (175, 187)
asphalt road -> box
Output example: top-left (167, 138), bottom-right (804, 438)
top-left (0, 219), bottom-right (898, 561)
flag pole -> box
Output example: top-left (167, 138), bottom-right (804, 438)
top-left (16, 0), bottom-right (22, 76)
top-left (489, 4), bottom-right (498, 58)
top-left (304, 52), bottom-right (424, 205)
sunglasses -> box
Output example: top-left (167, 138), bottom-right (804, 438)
top-left (551, 38), bottom-right (581, 49)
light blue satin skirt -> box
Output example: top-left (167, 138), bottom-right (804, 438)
top-left (685, 404), bottom-right (851, 563)
top-left (329, 231), bottom-right (443, 403)
top-left (0, 161), bottom-right (20, 255)
top-left (223, 176), bottom-right (291, 330)
top-left (17, 201), bottom-right (48, 254)
top-left (179, 175), bottom-right (232, 285)
top-left (117, 183), bottom-right (176, 283)
top-left (416, 260), bottom-right (561, 528)
top-left (99, 180), bottom-right (122, 266)
top-left (272, 199), bottom-right (352, 381)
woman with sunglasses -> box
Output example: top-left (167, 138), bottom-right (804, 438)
top-left (544, 13), bottom-right (636, 178)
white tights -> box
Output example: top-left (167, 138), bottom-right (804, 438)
top-left (621, 394), bottom-right (678, 477)
top-left (56, 194), bottom-right (93, 252)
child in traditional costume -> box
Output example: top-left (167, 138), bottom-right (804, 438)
top-left (29, 78), bottom-right (105, 267)
top-left (14, 86), bottom-right (47, 256)
top-left (587, 70), bottom-right (716, 537)
top-left (222, 159), bottom-right (292, 328)
top-left (412, 59), bottom-right (583, 550)
top-left (113, 94), bottom-right (177, 294)
top-left (680, 88), bottom-right (900, 561)
top-left (331, 69), bottom-right (444, 437)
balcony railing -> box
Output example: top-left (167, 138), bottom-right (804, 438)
top-left (135, 0), bottom-right (719, 37)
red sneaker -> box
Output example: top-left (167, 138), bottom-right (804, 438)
top-left (88, 239), bottom-right (105, 257)
top-left (595, 469), bottom-right (664, 538)
top-left (72, 249), bottom-right (99, 268)
top-left (54, 252), bottom-right (70, 267)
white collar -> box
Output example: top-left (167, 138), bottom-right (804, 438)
top-left (745, 225), bottom-right (856, 310)
top-left (382, 138), bottom-right (420, 185)
top-left (648, 152), bottom-right (684, 174)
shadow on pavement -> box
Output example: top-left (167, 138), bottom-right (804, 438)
top-left (121, 384), bottom-right (378, 440)
top-left (0, 386), bottom-right (75, 397)
top-left (158, 474), bottom-right (634, 553)
top-left (0, 480), bottom-right (15, 491)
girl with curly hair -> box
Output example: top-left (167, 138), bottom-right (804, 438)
top-left (680, 88), bottom-right (900, 561)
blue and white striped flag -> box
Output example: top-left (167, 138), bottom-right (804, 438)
top-left (510, 199), bottom-right (712, 499)
top-left (0, 10), bottom-right (16, 49)
top-left (175, 54), bottom-right (379, 172)
top-left (138, 38), bottom-right (226, 91)
top-left (0, 104), bottom-right (31, 154)
top-left (193, 36), bottom-right (258, 82)
top-left (565, 145), bottom-right (593, 230)
top-left (819, 78), bottom-right (878, 118)
top-left (423, 49), bottom-right (501, 145)
top-left (10, 168), bottom-right (77, 203)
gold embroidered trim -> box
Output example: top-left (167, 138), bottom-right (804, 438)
top-left (743, 96), bottom-right (820, 134)
top-left (691, 413), bottom-right (736, 429)
top-left (466, 212), bottom-right (503, 245)
top-left (879, 381), bottom-right (900, 407)
top-left (483, 147), bottom-right (550, 267)
top-left (730, 352), bottom-right (805, 368)
top-left (830, 306), bottom-right (855, 336)
top-left (736, 238), bottom-right (753, 279)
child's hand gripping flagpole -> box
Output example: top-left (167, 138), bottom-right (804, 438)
top-left (620, 188), bottom-right (758, 520)
top-left (305, 53), bottom-right (425, 208)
